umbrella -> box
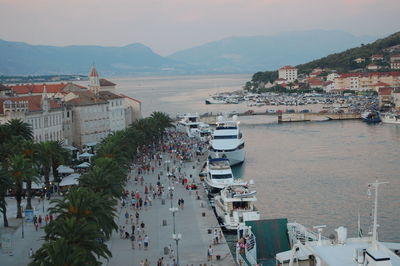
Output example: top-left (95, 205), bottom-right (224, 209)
top-left (57, 165), bottom-right (74, 174)
top-left (76, 162), bottom-right (91, 168)
top-left (59, 173), bottom-right (80, 187)
top-left (79, 152), bottom-right (94, 159)
top-left (85, 142), bottom-right (98, 147)
top-left (23, 182), bottom-right (44, 190)
top-left (62, 145), bottom-right (78, 151)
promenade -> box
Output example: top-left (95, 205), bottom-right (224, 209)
top-left (0, 197), bottom-right (52, 266)
top-left (107, 149), bottom-right (235, 265)
top-left (0, 131), bottom-right (235, 266)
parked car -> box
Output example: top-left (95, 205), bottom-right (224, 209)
top-left (244, 110), bottom-right (255, 115)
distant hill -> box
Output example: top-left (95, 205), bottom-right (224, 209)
top-left (168, 30), bottom-right (377, 73)
top-left (297, 31), bottom-right (400, 73)
top-left (0, 40), bottom-right (188, 75)
top-left (249, 31), bottom-right (400, 86)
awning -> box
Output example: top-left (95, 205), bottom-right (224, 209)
top-left (22, 182), bottom-right (44, 190)
top-left (76, 162), bottom-right (91, 168)
top-left (62, 145), bottom-right (78, 151)
top-left (59, 173), bottom-right (80, 187)
top-left (85, 142), bottom-right (98, 147)
top-left (57, 165), bottom-right (74, 174)
top-left (79, 152), bottom-right (94, 158)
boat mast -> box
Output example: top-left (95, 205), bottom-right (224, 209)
top-left (368, 180), bottom-right (388, 249)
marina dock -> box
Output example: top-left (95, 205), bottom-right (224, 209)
top-left (200, 112), bottom-right (361, 124)
top-left (106, 154), bottom-right (235, 266)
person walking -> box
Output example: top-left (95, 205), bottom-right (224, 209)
top-left (135, 211), bottom-right (139, 224)
top-left (140, 221), bottom-right (145, 234)
top-left (207, 245), bottom-right (213, 261)
top-left (130, 234), bottom-right (135, 249)
top-left (143, 235), bottom-right (149, 250)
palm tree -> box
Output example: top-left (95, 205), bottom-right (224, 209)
top-left (79, 157), bottom-right (126, 199)
top-left (50, 141), bottom-right (70, 183)
top-left (8, 154), bottom-right (35, 218)
top-left (30, 216), bottom-right (111, 265)
top-left (0, 168), bottom-right (12, 227)
top-left (5, 119), bottom-right (33, 141)
top-left (48, 187), bottom-right (118, 240)
top-left (35, 141), bottom-right (71, 191)
top-left (150, 111), bottom-right (174, 141)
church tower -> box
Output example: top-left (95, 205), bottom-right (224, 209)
top-left (41, 85), bottom-right (49, 112)
top-left (88, 66), bottom-right (100, 95)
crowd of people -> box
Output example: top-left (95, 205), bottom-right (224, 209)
top-left (117, 129), bottom-right (213, 265)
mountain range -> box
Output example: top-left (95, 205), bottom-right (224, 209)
top-left (0, 30), bottom-right (378, 76)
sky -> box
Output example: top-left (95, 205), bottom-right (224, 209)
top-left (0, 0), bottom-right (399, 56)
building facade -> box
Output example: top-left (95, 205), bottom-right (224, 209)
top-left (278, 66), bottom-right (298, 82)
top-left (0, 94), bottom-right (63, 143)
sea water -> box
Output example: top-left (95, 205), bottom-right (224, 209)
top-left (88, 74), bottom-right (400, 242)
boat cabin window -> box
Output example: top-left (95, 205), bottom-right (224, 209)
top-left (233, 202), bottom-right (250, 209)
top-left (190, 124), bottom-right (199, 128)
top-left (213, 135), bottom-right (238, 139)
top-left (188, 117), bottom-right (197, 122)
top-left (211, 174), bottom-right (232, 179)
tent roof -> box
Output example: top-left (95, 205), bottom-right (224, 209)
top-left (76, 162), bottom-right (91, 168)
top-left (57, 165), bottom-right (74, 174)
top-left (79, 152), bottom-right (94, 158)
top-left (59, 173), bottom-right (80, 187)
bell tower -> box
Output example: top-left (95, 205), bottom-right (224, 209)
top-left (88, 66), bottom-right (100, 95)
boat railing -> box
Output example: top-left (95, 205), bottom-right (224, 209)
top-left (287, 222), bottom-right (328, 245)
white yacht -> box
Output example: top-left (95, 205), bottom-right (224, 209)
top-left (204, 158), bottom-right (235, 193)
top-left (196, 122), bottom-right (212, 142)
top-left (214, 184), bottom-right (260, 230)
top-left (176, 113), bottom-right (201, 137)
top-left (209, 115), bottom-right (245, 166)
top-left (275, 181), bottom-right (400, 266)
top-left (205, 97), bottom-right (226, 104)
top-left (380, 113), bottom-right (400, 124)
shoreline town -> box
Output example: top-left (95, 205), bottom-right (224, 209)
top-left (1, 66), bottom-right (400, 266)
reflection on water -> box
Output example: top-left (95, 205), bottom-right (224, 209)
top-left (83, 75), bottom-right (399, 242)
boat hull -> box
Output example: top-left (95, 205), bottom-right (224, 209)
top-left (209, 148), bottom-right (245, 166)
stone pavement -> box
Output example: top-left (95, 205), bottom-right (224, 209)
top-left (106, 154), bottom-right (235, 266)
top-left (0, 197), bottom-right (53, 266)
top-left (0, 155), bottom-right (235, 266)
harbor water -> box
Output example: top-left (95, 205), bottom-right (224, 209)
top-left (102, 74), bottom-right (399, 242)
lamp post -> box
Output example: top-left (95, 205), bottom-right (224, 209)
top-left (169, 207), bottom-right (178, 235)
top-left (172, 233), bottom-right (182, 265)
top-left (21, 204), bottom-right (24, 239)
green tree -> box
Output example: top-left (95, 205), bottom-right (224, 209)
top-left (8, 154), bottom-right (35, 218)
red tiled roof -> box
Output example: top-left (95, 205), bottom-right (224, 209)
top-left (372, 82), bottom-right (390, 87)
top-left (279, 65), bottom-right (297, 70)
top-left (0, 95), bottom-right (61, 114)
top-left (10, 83), bottom-right (86, 95)
top-left (371, 54), bottom-right (383, 58)
top-left (338, 71), bottom-right (400, 79)
top-left (100, 79), bottom-right (116, 87)
top-left (378, 87), bottom-right (393, 96)
top-left (65, 91), bottom-right (108, 106)
top-left (119, 94), bottom-right (141, 103)
top-left (89, 67), bottom-right (99, 77)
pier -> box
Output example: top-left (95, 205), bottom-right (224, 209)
top-left (200, 111), bottom-right (361, 124)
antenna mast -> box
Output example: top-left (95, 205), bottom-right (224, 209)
top-left (368, 180), bottom-right (388, 249)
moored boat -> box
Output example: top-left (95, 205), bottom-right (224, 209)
top-left (204, 158), bottom-right (235, 194)
top-left (361, 110), bottom-right (381, 123)
top-left (209, 115), bottom-right (245, 166)
top-left (176, 113), bottom-right (201, 137)
top-left (214, 184), bottom-right (260, 230)
top-left (380, 112), bottom-right (400, 124)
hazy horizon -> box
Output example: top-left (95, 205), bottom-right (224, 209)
top-left (1, 0), bottom-right (399, 56)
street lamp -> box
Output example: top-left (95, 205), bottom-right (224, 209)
top-left (21, 204), bottom-right (24, 239)
top-left (172, 233), bottom-right (182, 265)
top-left (169, 207), bottom-right (178, 234)
top-left (167, 186), bottom-right (174, 208)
